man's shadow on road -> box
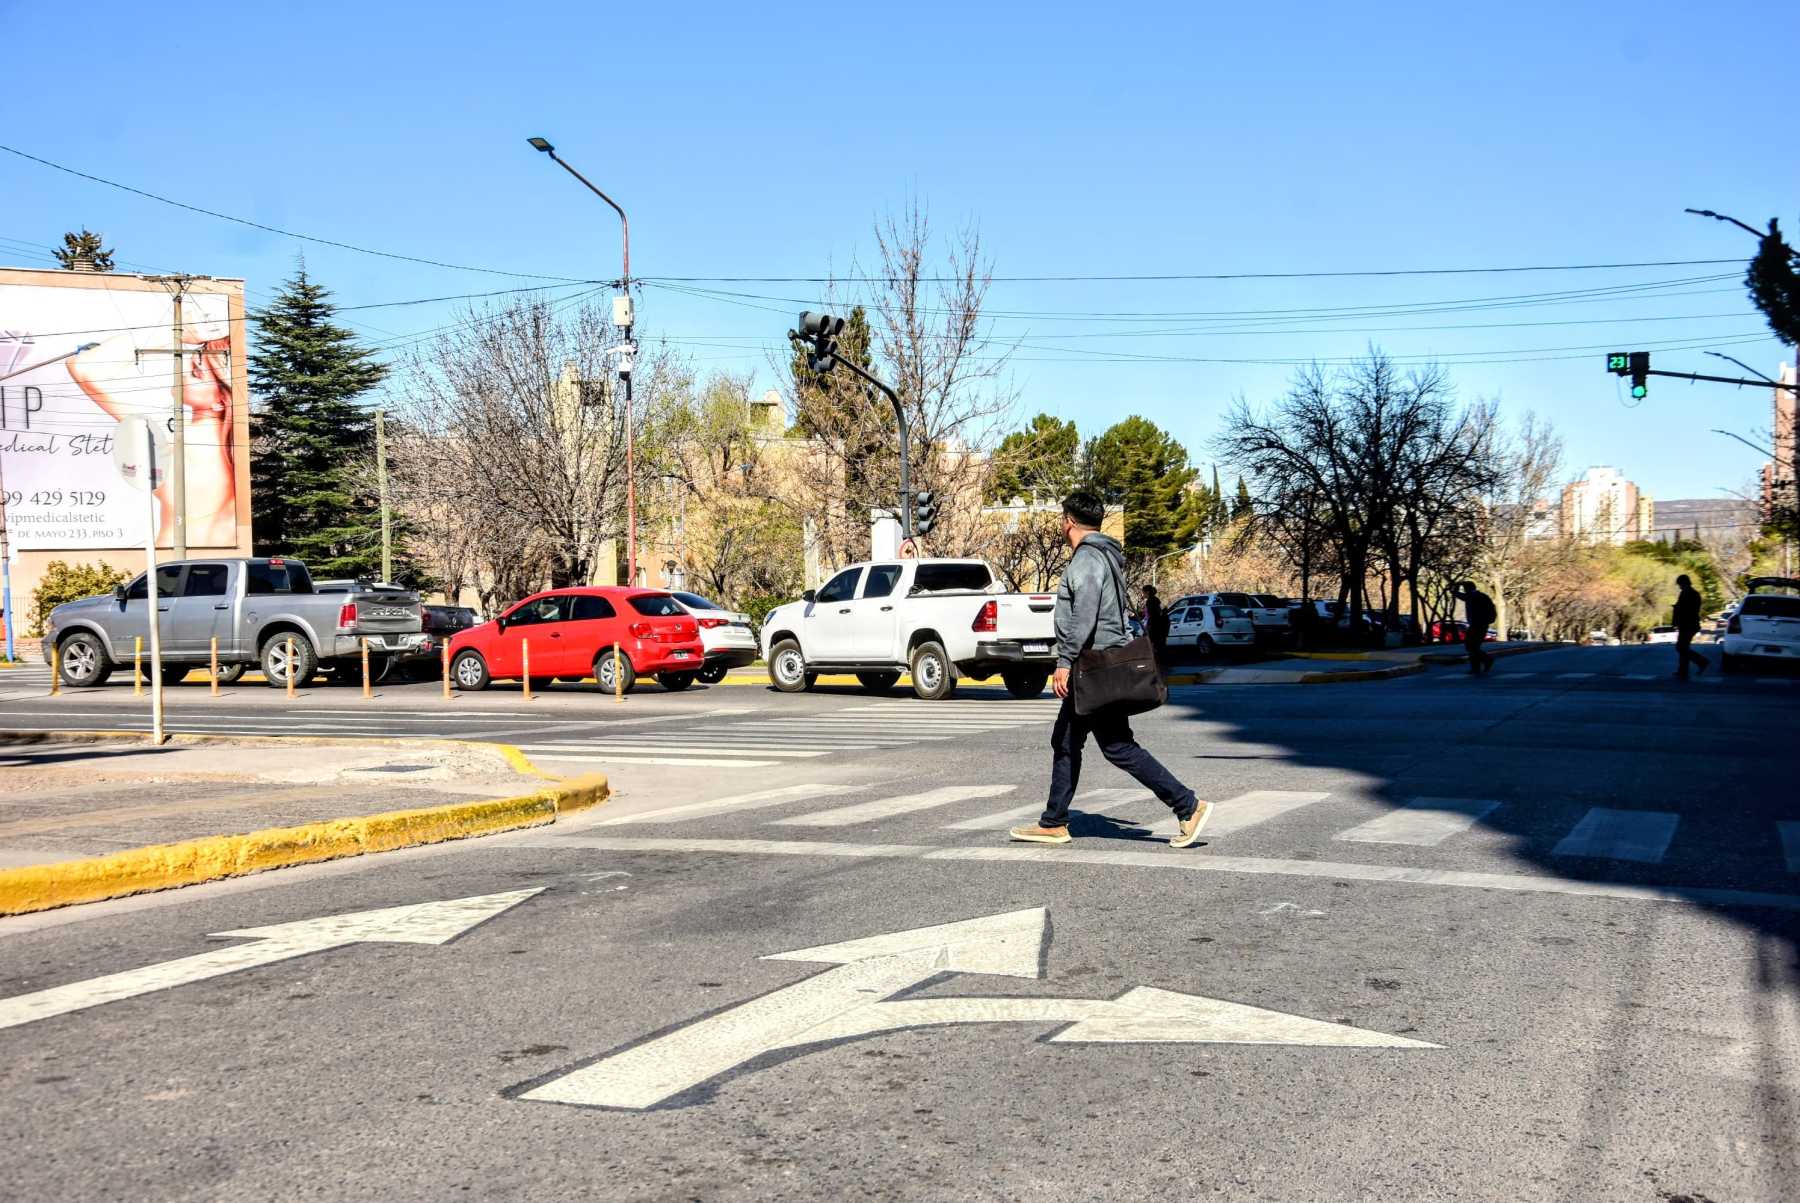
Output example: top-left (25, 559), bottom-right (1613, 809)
top-left (1066, 810), bottom-right (1207, 847)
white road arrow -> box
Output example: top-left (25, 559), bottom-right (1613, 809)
top-left (521, 907), bottom-right (1435, 1111)
top-left (0, 889), bottom-right (543, 1032)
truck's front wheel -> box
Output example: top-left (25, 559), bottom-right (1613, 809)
top-left (768, 640), bottom-right (812, 693)
top-left (1002, 668), bottom-right (1050, 699)
top-left (910, 641), bottom-right (957, 700)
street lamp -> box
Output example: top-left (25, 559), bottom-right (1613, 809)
top-left (528, 135), bottom-right (638, 586)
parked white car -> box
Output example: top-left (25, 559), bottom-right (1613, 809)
top-left (759, 559), bottom-right (1058, 700)
top-left (1165, 598), bottom-right (1256, 656)
top-left (1193, 591), bottom-right (1289, 643)
top-left (669, 591), bottom-right (759, 684)
top-left (1721, 577), bottom-right (1800, 671)
top-left (1646, 626), bottom-right (1678, 645)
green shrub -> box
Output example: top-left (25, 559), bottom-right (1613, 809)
top-left (736, 591), bottom-right (791, 642)
top-left (29, 560), bottom-right (131, 636)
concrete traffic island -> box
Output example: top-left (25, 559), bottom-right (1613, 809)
top-left (0, 733), bottom-right (607, 915)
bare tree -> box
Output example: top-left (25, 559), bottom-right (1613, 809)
top-left (1473, 412), bottom-right (1563, 638)
top-left (391, 294), bottom-right (643, 598)
top-left (783, 205), bottom-right (1016, 568)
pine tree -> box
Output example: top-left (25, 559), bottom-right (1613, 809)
top-left (1234, 476), bottom-right (1253, 519)
top-left (53, 229), bottom-right (114, 271)
top-left (248, 268), bottom-right (390, 576)
top-left (1084, 416), bottom-right (1200, 558)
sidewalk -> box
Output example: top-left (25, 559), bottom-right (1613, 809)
top-left (0, 734), bottom-right (607, 914)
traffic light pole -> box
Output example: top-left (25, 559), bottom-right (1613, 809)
top-left (832, 357), bottom-right (911, 538)
top-left (1642, 369), bottom-right (1800, 392)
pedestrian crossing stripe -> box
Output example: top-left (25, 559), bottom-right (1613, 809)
top-left (589, 785), bottom-right (1800, 875)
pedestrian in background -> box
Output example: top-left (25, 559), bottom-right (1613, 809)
top-left (1010, 491), bottom-right (1210, 847)
top-left (1143, 584), bottom-right (1169, 663)
top-left (1672, 574), bottom-right (1709, 680)
top-left (1456, 581), bottom-right (1496, 675)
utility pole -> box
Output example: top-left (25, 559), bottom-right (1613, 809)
top-left (527, 136), bottom-right (637, 586)
top-left (375, 408), bottom-right (392, 582)
top-left (140, 274), bottom-right (213, 559)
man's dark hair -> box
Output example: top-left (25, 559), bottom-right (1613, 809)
top-left (1144, 584), bottom-right (1158, 597)
top-left (1062, 490), bottom-right (1104, 529)
top-left (1676, 574), bottom-right (1692, 588)
top-left (1460, 580), bottom-right (1478, 593)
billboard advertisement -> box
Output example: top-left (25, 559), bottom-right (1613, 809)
top-left (0, 281), bottom-right (238, 549)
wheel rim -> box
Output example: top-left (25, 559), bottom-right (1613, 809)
top-left (270, 644), bottom-right (295, 681)
top-left (775, 649), bottom-right (805, 685)
top-left (454, 656), bottom-right (484, 688)
top-left (917, 654), bottom-right (942, 691)
top-left (598, 658), bottom-right (616, 689)
top-left (65, 640), bottom-right (98, 681)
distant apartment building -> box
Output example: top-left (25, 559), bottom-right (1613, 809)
top-left (1560, 466), bottom-right (1652, 544)
top-left (1762, 362), bottom-right (1797, 522)
top-left (1648, 498), bottom-right (1760, 545)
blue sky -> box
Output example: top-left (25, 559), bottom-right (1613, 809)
top-left (4, 0), bottom-right (1794, 503)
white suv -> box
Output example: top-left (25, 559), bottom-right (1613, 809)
top-left (1720, 578), bottom-right (1800, 671)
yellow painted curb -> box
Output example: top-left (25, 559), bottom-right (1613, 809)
top-left (0, 729), bottom-right (557, 781)
top-left (0, 742), bottom-right (607, 916)
top-left (1299, 662), bottom-right (1427, 684)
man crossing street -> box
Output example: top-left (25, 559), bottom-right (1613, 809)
top-left (1672, 573), bottom-right (1710, 679)
top-left (1009, 491), bottom-right (1210, 847)
top-left (1456, 581), bottom-right (1496, 675)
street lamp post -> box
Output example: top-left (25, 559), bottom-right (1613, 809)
top-left (528, 136), bottom-right (637, 586)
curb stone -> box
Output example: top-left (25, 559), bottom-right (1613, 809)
top-left (0, 732), bottom-right (607, 916)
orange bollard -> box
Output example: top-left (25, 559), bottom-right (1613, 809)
top-left (134, 636), bottom-right (143, 696)
top-left (441, 642), bottom-right (452, 699)
top-left (522, 639), bottom-right (533, 701)
top-left (285, 636), bottom-right (297, 699)
top-left (210, 636), bottom-right (221, 696)
top-left (361, 638), bottom-right (373, 699)
top-left (613, 641), bottom-right (624, 705)
top-left (50, 643), bottom-right (61, 697)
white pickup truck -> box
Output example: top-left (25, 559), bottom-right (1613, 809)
top-left (759, 558), bottom-right (1059, 700)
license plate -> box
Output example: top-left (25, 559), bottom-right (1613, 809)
top-left (1023, 643), bottom-right (1049, 654)
top-left (368, 606), bottom-right (410, 619)
top-left (670, 649), bottom-right (693, 658)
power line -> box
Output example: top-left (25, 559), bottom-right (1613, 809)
top-left (0, 144), bottom-right (595, 284)
top-left (637, 259), bottom-right (1749, 284)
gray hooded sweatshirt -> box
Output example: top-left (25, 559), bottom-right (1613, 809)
top-left (1055, 532), bottom-right (1131, 669)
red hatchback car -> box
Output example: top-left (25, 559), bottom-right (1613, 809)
top-left (447, 587), bottom-right (704, 694)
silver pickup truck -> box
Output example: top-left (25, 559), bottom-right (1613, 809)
top-left (45, 556), bottom-right (426, 689)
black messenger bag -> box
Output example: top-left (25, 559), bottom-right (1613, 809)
top-left (1071, 552), bottom-right (1167, 718)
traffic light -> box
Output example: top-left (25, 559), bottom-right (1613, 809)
top-left (913, 490), bottom-right (936, 536)
top-left (796, 310), bottom-right (845, 374)
top-left (1606, 351), bottom-right (1649, 399)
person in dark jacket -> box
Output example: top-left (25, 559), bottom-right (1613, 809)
top-left (1143, 584), bottom-right (1169, 661)
top-left (1456, 581), bottom-right (1497, 674)
top-left (1672, 574), bottom-right (1709, 679)
top-left (1010, 491), bottom-right (1210, 847)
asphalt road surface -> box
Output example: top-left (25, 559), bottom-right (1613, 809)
top-left (2, 644), bottom-right (1796, 1201)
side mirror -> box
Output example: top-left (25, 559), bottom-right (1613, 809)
top-left (802, 589), bottom-right (816, 604)
top-left (113, 584), bottom-right (128, 602)
top-left (495, 616), bottom-right (507, 632)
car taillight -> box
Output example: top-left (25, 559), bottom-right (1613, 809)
top-left (972, 599), bottom-right (997, 633)
top-left (697, 617), bottom-right (728, 629)
top-left (336, 601), bottom-right (357, 631)
top-left (1728, 615), bottom-right (1741, 634)
top-left (629, 622), bottom-right (654, 639)
top-left (1213, 611), bottom-right (1226, 628)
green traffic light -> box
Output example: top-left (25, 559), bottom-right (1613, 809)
top-left (1631, 384), bottom-right (1647, 399)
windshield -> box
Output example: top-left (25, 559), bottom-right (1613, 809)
top-left (672, 592), bottom-right (719, 610)
top-left (1740, 595), bottom-right (1800, 619)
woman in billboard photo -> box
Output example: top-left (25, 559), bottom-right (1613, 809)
top-left (66, 309), bottom-right (238, 549)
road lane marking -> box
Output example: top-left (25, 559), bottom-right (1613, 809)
top-left (1333, 798), bottom-right (1500, 846)
top-left (1552, 808), bottom-right (1680, 863)
top-left (941, 787), bottom-right (1151, 831)
top-left (1206, 791), bottom-right (1333, 836)
top-left (1556, 673), bottom-right (1594, 680)
top-left (772, 784), bottom-right (1017, 827)
top-left (1624, 674), bottom-right (1655, 681)
top-left (516, 834), bottom-right (1800, 909)
top-left (517, 744), bottom-right (831, 759)
top-left (518, 908), bottom-right (1432, 1110)
top-left (1779, 822), bottom-right (1800, 874)
top-left (0, 890), bottom-right (541, 1031)
top-left (523, 754), bottom-right (783, 767)
top-left (596, 784), bottom-right (864, 826)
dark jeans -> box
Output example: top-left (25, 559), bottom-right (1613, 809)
top-left (1040, 695), bottom-right (1197, 828)
top-left (1465, 624), bottom-right (1493, 673)
top-left (1675, 627), bottom-right (1709, 677)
